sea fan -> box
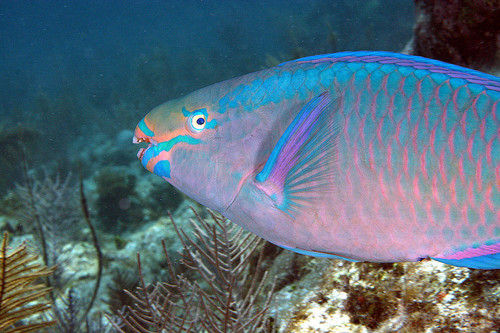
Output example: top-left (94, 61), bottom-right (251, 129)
top-left (112, 208), bottom-right (274, 332)
top-left (113, 249), bottom-right (200, 332)
top-left (15, 171), bottom-right (81, 262)
top-left (176, 209), bottom-right (274, 332)
top-left (15, 165), bottom-right (103, 331)
top-left (0, 232), bottom-right (56, 332)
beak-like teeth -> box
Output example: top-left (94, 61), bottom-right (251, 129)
top-left (137, 147), bottom-right (146, 159)
top-left (133, 136), bottom-right (148, 144)
top-left (134, 135), bottom-right (152, 160)
top-left (133, 136), bottom-right (151, 144)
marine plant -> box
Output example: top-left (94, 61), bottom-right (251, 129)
top-left (15, 171), bottom-right (81, 249)
top-left (0, 232), bottom-right (56, 332)
top-left (111, 209), bottom-right (275, 332)
top-left (15, 161), bottom-right (103, 332)
top-left (105, 268), bottom-right (140, 322)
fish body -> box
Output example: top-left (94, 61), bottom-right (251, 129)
top-left (134, 51), bottom-right (500, 269)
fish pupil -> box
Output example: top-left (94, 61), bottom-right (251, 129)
top-left (196, 118), bottom-right (205, 125)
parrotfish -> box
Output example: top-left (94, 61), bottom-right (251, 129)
top-left (134, 51), bottom-right (499, 269)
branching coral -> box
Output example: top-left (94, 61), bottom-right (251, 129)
top-left (111, 208), bottom-right (275, 332)
top-left (16, 171), bottom-right (81, 250)
top-left (175, 209), bottom-right (274, 332)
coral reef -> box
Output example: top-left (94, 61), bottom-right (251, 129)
top-left (268, 258), bottom-right (500, 332)
top-left (0, 2), bottom-right (497, 332)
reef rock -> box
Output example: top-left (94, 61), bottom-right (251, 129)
top-left (267, 257), bottom-right (499, 332)
top-left (408, 0), bottom-right (499, 71)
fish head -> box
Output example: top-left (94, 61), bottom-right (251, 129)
top-left (133, 93), bottom-right (230, 211)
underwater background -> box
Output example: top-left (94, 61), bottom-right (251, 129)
top-left (0, 0), bottom-right (498, 332)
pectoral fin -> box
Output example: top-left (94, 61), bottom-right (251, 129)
top-left (256, 92), bottom-right (340, 216)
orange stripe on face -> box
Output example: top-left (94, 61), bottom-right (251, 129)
top-left (154, 128), bottom-right (188, 143)
top-left (146, 150), bottom-right (173, 173)
top-left (135, 116), bottom-right (156, 140)
top-left (143, 116), bottom-right (155, 131)
top-left (134, 126), bottom-right (148, 139)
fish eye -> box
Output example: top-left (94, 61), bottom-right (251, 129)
top-left (190, 113), bottom-right (206, 131)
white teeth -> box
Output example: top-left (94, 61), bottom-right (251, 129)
top-left (137, 148), bottom-right (145, 159)
top-left (133, 136), bottom-right (150, 144)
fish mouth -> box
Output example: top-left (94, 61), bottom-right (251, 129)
top-left (137, 146), bottom-right (149, 160)
top-left (133, 135), bottom-right (156, 161)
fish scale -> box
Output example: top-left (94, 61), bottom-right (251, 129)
top-left (135, 51), bottom-right (499, 268)
top-left (329, 61), bottom-right (497, 252)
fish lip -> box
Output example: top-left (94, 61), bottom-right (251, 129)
top-left (133, 135), bottom-right (154, 161)
top-left (137, 147), bottom-right (146, 160)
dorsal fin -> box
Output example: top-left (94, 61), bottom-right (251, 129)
top-left (280, 51), bottom-right (500, 92)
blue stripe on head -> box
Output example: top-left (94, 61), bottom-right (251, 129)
top-left (280, 51), bottom-right (500, 92)
top-left (153, 160), bottom-right (171, 178)
top-left (139, 118), bottom-right (155, 136)
top-left (206, 119), bottom-right (217, 129)
top-left (157, 135), bottom-right (202, 151)
top-left (141, 147), bottom-right (156, 168)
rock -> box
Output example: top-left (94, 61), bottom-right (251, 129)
top-left (112, 199), bottom-right (201, 280)
top-left (59, 242), bottom-right (98, 281)
top-left (410, 0), bottom-right (499, 71)
top-left (266, 257), bottom-right (500, 332)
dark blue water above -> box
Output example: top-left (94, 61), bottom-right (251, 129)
top-left (0, 0), bottom-right (414, 93)
top-left (0, 0), bottom-right (414, 177)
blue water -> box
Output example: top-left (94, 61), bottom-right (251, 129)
top-left (0, 1), bottom-right (413, 143)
